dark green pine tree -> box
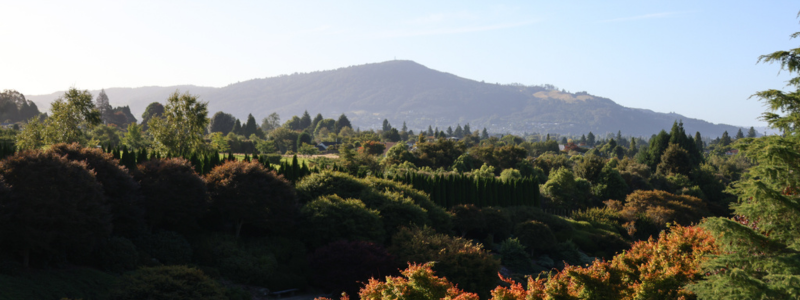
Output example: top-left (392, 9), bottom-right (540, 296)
top-left (720, 131), bottom-right (732, 146)
top-left (427, 125), bottom-right (434, 136)
top-left (334, 114), bottom-right (351, 133)
top-left (446, 126), bottom-right (453, 137)
top-left (587, 132), bottom-right (595, 147)
top-left (735, 128), bottom-right (745, 139)
top-left (643, 130), bottom-right (670, 170)
top-left (232, 119), bottom-right (242, 135)
top-left (311, 113), bottom-right (323, 131)
top-left (689, 25), bottom-right (800, 298)
top-left (299, 110), bottom-right (312, 129)
top-left (695, 132), bottom-right (704, 153)
top-left (463, 123), bottom-right (471, 136)
top-left (747, 126), bottom-right (758, 138)
top-left (481, 128), bottom-right (489, 140)
top-left (243, 114), bottom-right (259, 137)
top-left (454, 124), bottom-right (463, 138)
top-left (382, 119), bottom-right (392, 132)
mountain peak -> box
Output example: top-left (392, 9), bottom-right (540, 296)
top-left (25, 61), bottom-right (744, 137)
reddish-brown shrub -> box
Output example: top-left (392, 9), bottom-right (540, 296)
top-left (49, 143), bottom-right (144, 237)
top-left (205, 160), bottom-right (297, 237)
top-left (135, 158), bottom-right (208, 233)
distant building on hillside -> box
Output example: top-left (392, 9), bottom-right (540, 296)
top-left (317, 141), bottom-right (341, 152)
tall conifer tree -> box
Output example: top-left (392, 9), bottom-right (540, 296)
top-left (690, 20), bottom-right (800, 298)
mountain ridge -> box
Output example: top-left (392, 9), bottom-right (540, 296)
top-left (26, 60), bottom-right (746, 138)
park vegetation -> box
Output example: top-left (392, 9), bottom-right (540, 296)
top-left (2, 14), bottom-right (800, 300)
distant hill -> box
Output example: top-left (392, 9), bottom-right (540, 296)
top-left (27, 60), bottom-right (746, 138)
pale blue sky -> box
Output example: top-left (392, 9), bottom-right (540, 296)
top-left (1, 1), bottom-right (798, 127)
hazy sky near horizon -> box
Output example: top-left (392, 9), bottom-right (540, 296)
top-left (1, 1), bottom-right (798, 127)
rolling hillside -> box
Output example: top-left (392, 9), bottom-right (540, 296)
top-left (27, 60), bottom-right (745, 137)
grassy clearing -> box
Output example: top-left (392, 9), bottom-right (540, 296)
top-left (0, 267), bottom-right (119, 300)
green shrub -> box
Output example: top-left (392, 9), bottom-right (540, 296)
top-left (504, 206), bottom-right (574, 236)
top-left (218, 249), bottom-right (276, 286)
top-left (95, 236), bottom-right (139, 273)
top-left (571, 207), bottom-right (624, 234)
top-left (134, 230), bottom-right (193, 265)
top-left (499, 238), bottom-right (534, 274)
top-left (363, 177), bottom-right (453, 233)
top-left (378, 192), bottom-right (428, 238)
top-left (450, 204), bottom-right (485, 237)
top-left (295, 171), bottom-right (370, 203)
top-left (299, 195), bottom-right (385, 248)
top-left (108, 265), bottom-right (226, 300)
top-left (264, 153), bottom-right (282, 164)
top-left (553, 240), bottom-right (593, 267)
top-left (514, 220), bottom-right (557, 255)
top-left (389, 226), bottom-right (500, 298)
top-left (189, 234), bottom-right (308, 290)
top-left (481, 207), bottom-right (512, 242)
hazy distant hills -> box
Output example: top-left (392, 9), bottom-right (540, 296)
top-left (27, 60), bottom-right (745, 138)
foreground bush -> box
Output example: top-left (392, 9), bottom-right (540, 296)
top-left (513, 220), bottom-right (556, 256)
top-left (135, 158), bottom-right (209, 233)
top-left (134, 230), bottom-right (193, 265)
top-left (49, 143), bottom-right (145, 238)
top-left (299, 195), bottom-right (385, 248)
top-left (296, 171), bottom-right (370, 203)
top-left (309, 240), bottom-right (397, 297)
top-left (94, 236), bottom-right (139, 273)
top-left (363, 177), bottom-right (453, 232)
top-left (108, 265), bottom-right (227, 300)
top-left (316, 263), bottom-right (479, 300)
top-left (0, 150), bottom-right (110, 268)
top-left (490, 225), bottom-right (718, 300)
top-left (618, 190), bottom-right (708, 228)
top-left (190, 234), bottom-right (308, 290)
top-left (389, 227), bottom-right (500, 298)
top-left (206, 160), bottom-right (298, 237)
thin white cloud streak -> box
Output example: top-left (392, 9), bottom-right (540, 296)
top-left (407, 11), bottom-right (480, 25)
top-left (600, 11), bottom-right (693, 23)
top-left (375, 20), bottom-right (539, 38)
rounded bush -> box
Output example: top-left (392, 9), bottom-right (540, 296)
top-left (135, 230), bottom-right (193, 265)
top-left (299, 195), bottom-right (385, 248)
top-left (0, 150), bottom-right (110, 266)
top-left (364, 177), bottom-right (453, 232)
top-left (295, 171), bottom-right (370, 204)
top-left (514, 220), bottom-right (557, 255)
top-left (481, 207), bottom-right (512, 242)
top-left (206, 160), bottom-right (297, 236)
top-left (49, 143), bottom-right (145, 238)
top-left (135, 158), bottom-right (208, 233)
top-left (95, 236), bottom-right (139, 273)
top-left (377, 192), bottom-right (428, 237)
top-left (309, 240), bottom-right (397, 297)
top-left (389, 226), bottom-right (500, 298)
top-left (450, 204), bottom-right (485, 238)
top-left (499, 237), bottom-right (534, 274)
top-left (219, 249), bottom-right (276, 286)
top-left (108, 265), bottom-right (227, 300)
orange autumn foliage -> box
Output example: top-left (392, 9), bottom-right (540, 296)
top-left (320, 226), bottom-right (717, 300)
top-left (316, 263), bottom-right (479, 300)
top-left (490, 225), bottom-right (718, 300)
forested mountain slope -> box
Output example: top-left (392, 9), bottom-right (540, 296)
top-left (27, 60), bottom-right (743, 137)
